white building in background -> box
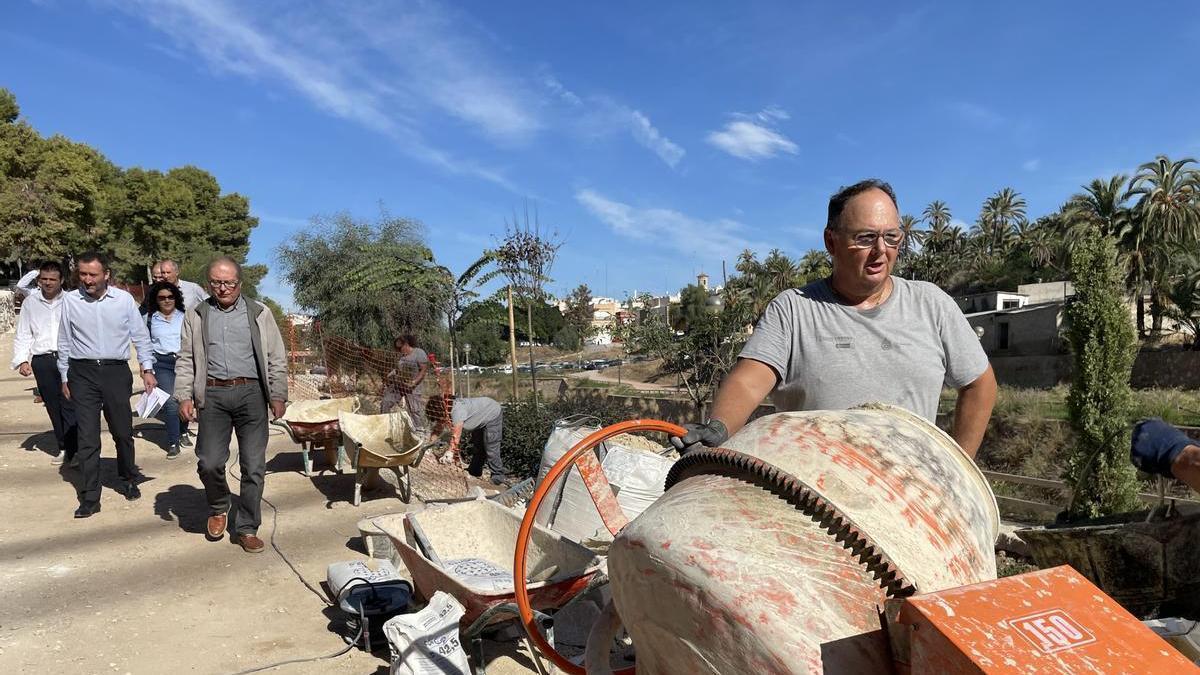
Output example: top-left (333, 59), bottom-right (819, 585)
top-left (587, 296), bottom-right (620, 345)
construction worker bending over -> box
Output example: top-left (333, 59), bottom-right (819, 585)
top-left (674, 179), bottom-right (998, 458)
top-left (426, 395), bottom-right (512, 487)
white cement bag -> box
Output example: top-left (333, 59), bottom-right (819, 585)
top-left (385, 591), bottom-right (469, 675)
top-left (547, 437), bottom-right (675, 544)
top-left (533, 419), bottom-right (603, 528)
top-left (442, 557), bottom-right (513, 593)
top-left (602, 448), bottom-right (675, 519)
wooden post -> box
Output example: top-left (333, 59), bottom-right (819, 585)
top-left (507, 285), bottom-right (520, 399)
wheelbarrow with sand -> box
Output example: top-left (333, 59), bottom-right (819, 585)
top-left (271, 396), bottom-right (362, 475)
top-left (338, 409), bottom-right (441, 505)
top-left (374, 499), bottom-right (603, 672)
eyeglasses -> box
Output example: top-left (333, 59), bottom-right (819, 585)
top-left (156, 295), bottom-right (174, 301)
top-left (847, 229), bottom-right (904, 249)
top-left (208, 280), bottom-right (240, 289)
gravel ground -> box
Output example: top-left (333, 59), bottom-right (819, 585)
top-left (0, 331), bottom-right (544, 675)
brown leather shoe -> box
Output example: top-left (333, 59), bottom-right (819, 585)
top-left (237, 534), bottom-right (265, 554)
top-left (206, 514), bottom-right (227, 540)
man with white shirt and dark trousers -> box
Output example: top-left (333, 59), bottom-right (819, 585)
top-left (10, 261), bottom-right (77, 465)
top-left (58, 252), bottom-right (157, 518)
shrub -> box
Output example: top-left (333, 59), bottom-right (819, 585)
top-left (458, 393), bottom-right (640, 479)
top-left (1063, 229), bottom-right (1140, 519)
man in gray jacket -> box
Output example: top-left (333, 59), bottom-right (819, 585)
top-left (176, 257), bottom-right (288, 553)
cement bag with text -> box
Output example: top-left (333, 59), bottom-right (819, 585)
top-left (384, 591), bottom-right (469, 675)
top-left (541, 427), bottom-right (676, 543)
top-left (533, 417), bottom-right (603, 529)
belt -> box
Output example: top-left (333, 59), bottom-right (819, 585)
top-left (69, 358), bottom-right (126, 366)
top-left (31, 351), bottom-right (58, 359)
top-left (206, 377), bottom-right (258, 387)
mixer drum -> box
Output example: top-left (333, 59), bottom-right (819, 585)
top-left (605, 405), bottom-right (1000, 673)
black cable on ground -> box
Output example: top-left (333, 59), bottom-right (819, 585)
top-left (223, 454), bottom-right (373, 674)
top-left (226, 621), bottom-right (363, 675)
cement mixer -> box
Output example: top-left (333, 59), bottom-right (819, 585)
top-left (513, 406), bottom-right (1198, 673)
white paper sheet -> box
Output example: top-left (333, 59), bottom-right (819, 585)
top-left (135, 387), bottom-right (172, 418)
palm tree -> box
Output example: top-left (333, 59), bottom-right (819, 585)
top-left (1065, 175), bottom-right (1130, 238)
top-left (1125, 156), bottom-right (1200, 334)
top-left (763, 248), bottom-right (800, 292)
top-left (1165, 248), bottom-right (1200, 350)
top-left (976, 188), bottom-right (1027, 255)
top-left (922, 200), bottom-right (952, 232)
top-left (898, 214), bottom-right (921, 259)
top-left (798, 249), bottom-right (831, 283)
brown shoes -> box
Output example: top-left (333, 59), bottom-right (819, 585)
top-left (206, 514), bottom-right (227, 540)
top-left (237, 534), bottom-right (265, 554)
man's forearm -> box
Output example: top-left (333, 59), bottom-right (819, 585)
top-left (951, 366), bottom-right (997, 458)
top-left (1171, 444), bottom-right (1200, 493)
top-left (708, 359), bottom-right (779, 437)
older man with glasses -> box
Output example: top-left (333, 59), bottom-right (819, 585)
top-left (174, 257), bottom-right (288, 554)
top-left (673, 178), bottom-right (997, 458)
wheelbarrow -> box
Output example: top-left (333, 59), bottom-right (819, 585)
top-left (375, 500), bottom-right (602, 673)
top-left (272, 396), bottom-right (362, 476)
top-left (338, 410), bottom-right (439, 505)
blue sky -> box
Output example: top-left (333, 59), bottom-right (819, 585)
top-left (5, 1), bottom-right (1198, 310)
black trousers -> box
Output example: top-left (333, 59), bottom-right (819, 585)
top-left (30, 353), bottom-right (77, 456)
top-left (195, 384), bottom-right (269, 535)
top-left (67, 360), bottom-right (136, 503)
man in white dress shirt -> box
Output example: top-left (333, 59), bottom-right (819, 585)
top-left (59, 252), bottom-right (157, 518)
top-left (10, 261), bottom-right (77, 465)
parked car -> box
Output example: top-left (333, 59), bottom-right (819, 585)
top-left (457, 364), bottom-right (484, 373)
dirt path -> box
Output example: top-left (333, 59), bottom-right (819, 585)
top-left (0, 332), bottom-right (540, 674)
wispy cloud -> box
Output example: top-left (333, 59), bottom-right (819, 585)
top-left (1022, 158), bottom-right (1041, 172)
top-left (114, 0), bottom-right (521, 189)
top-left (576, 188), bottom-right (771, 259)
top-left (624, 107), bottom-right (685, 168)
top-left (707, 106), bottom-right (798, 161)
top-left (947, 101), bottom-right (1005, 130)
top-left (544, 76), bottom-right (684, 169)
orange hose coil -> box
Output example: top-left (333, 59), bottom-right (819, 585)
top-left (513, 419), bottom-right (687, 675)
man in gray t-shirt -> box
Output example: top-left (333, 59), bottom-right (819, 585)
top-left (674, 179), bottom-right (996, 457)
top-left (427, 395), bottom-right (510, 486)
top-left (742, 276), bottom-right (986, 423)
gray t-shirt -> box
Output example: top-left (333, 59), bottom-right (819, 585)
top-left (451, 397), bottom-right (502, 430)
top-left (206, 296), bottom-right (259, 380)
top-left (739, 276), bottom-right (989, 422)
top-left (399, 347), bottom-right (428, 384)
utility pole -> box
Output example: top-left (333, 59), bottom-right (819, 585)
top-left (464, 343), bottom-right (472, 397)
top-left (507, 285), bottom-right (519, 399)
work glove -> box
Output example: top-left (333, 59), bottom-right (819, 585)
top-left (670, 419), bottom-right (729, 454)
top-left (1130, 418), bottom-right (1195, 478)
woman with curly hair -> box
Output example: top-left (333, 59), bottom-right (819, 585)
top-left (145, 281), bottom-right (186, 458)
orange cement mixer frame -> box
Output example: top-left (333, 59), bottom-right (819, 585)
top-left (513, 419), bottom-right (687, 675)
